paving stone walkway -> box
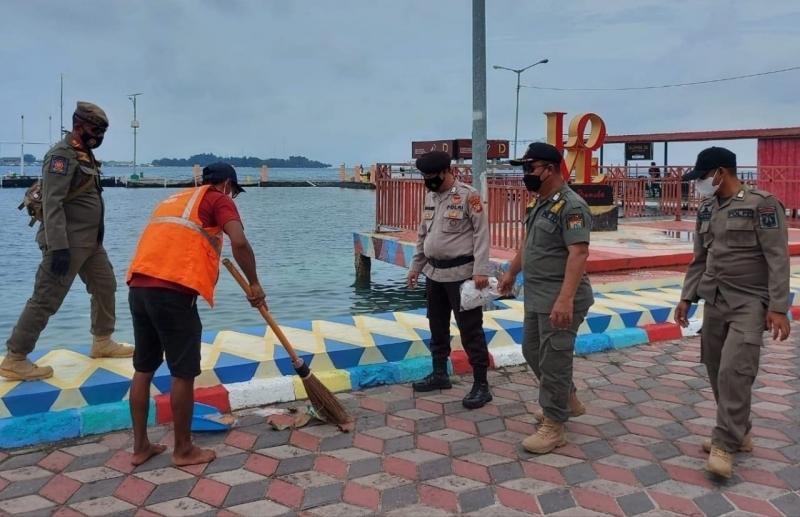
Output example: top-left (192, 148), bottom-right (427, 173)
top-left (1, 327), bottom-right (799, 516)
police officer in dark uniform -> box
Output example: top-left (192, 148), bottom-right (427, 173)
top-left (408, 151), bottom-right (493, 409)
top-left (676, 146), bottom-right (790, 478)
top-left (1, 102), bottom-right (132, 381)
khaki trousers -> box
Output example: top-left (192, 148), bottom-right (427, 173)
top-left (522, 310), bottom-right (587, 423)
top-left (6, 245), bottom-right (117, 356)
top-left (701, 294), bottom-right (765, 452)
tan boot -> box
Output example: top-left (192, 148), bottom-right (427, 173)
top-left (0, 352), bottom-right (54, 381)
top-left (534, 391), bottom-right (586, 422)
top-left (522, 416), bottom-right (566, 454)
top-left (90, 335), bottom-right (134, 359)
top-left (706, 445), bottom-right (733, 478)
top-left (702, 433), bottom-right (753, 453)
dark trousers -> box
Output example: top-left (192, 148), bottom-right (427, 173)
top-left (426, 278), bottom-right (489, 381)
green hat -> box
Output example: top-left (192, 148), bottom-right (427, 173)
top-left (74, 101), bottom-right (108, 128)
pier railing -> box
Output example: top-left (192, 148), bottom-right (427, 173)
top-left (375, 163), bottom-right (800, 250)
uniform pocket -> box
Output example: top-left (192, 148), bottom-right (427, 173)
top-left (548, 332), bottom-right (575, 352)
top-left (725, 218), bottom-right (756, 247)
top-left (734, 331), bottom-right (763, 376)
top-left (534, 218), bottom-right (557, 234)
top-left (442, 217), bottom-right (469, 233)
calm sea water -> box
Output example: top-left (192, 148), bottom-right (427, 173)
top-left (0, 168), bottom-right (426, 352)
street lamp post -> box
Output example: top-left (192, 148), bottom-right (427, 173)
top-left (128, 93), bottom-right (143, 176)
top-left (493, 58), bottom-right (548, 158)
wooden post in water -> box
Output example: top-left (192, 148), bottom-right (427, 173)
top-left (354, 252), bottom-right (371, 286)
top-left (192, 164), bottom-right (201, 186)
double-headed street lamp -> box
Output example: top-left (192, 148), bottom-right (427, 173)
top-left (493, 58), bottom-right (549, 158)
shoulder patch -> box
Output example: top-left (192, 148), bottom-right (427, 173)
top-left (758, 206), bottom-right (779, 229)
top-left (698, 203), bottom-right (713, 221)
top-left (468, 194), bottom-right (482, 213)
top-left (566, 212), bottom-right (585, 230)
top-left (727, 208), bottom-right (754, 219)
top-left (49, 156), bottom-right (68, 175)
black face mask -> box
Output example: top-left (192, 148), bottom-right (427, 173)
top-left (523, 173), bottom-right (543, 192)
top-left (424, 174), bottom-right (444, 192)
top-left (80, 129), bottom-right (105, 150)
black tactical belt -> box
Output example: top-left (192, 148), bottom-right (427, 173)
top-left (427, 255), bottom-right (474, 268)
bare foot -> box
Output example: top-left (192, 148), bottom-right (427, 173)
top-left (131, 443), bottom-right (167, 466)
top-left (172, 446), bottom-right (216, 466)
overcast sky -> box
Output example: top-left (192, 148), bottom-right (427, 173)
top-left (1, 0), bottom-right (798, 166)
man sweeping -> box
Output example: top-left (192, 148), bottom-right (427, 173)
top-left (126, 163), bottom-right (265, 466)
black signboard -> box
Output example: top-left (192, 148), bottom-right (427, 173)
top-left (572, 184), bottom-right (613, 206)
top-left (625, 142), bottom-right (653, 161)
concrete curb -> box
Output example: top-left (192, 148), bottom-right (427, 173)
top-left (2, 303), bottom-right (797, 449)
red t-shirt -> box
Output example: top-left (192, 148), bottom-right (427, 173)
top-left (129, 189), bottom-right (241, 293)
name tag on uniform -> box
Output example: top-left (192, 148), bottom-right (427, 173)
top-left (728, 209), bottom-right (754, 219)
top-left (446, 210), bottom-right (464, 220)
top-left (540, 211), bottom-right (559, 224)
top-left (424, 209), bottom-right (434, 220)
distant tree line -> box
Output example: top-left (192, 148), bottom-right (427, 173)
top-left (152, 153), bottom-right (331, 168)
top-left (0, 154), bottom-right (37, 165)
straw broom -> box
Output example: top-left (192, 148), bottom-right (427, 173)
top-left (222, 259), bottom-right (352, 429)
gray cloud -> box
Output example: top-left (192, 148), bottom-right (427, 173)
top-left (1, 0), bottom-right (798, 167)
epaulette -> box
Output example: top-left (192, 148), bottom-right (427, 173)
top-left (749, 189), bottom-right (773, 199)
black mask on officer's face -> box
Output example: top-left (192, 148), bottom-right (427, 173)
top-left (523, 174), bottom-right (542, 192)
top-left (523, 163), bottom-right (551, 192)
top-left (80, 126), bottom-right (106, 149)
top-left (424, 173), bottom-right (444, 192)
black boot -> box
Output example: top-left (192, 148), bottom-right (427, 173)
top-left (412, 363), bottom-right (452, 392)
top-left (462, 382), bottom-right (492, 409)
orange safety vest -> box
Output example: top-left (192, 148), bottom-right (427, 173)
top-left (127, 185), bottom-right (224, 306)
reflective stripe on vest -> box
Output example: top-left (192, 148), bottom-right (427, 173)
top-left (127, 185), bottom-right (224, 306)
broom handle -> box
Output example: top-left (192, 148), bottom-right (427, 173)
top-left (222, 258), bottom-right (302, 366)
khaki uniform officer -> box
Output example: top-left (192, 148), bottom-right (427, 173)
top-left (676, 146), bottom-right (790, 478)
top-left (408, 151), bottom-right (493, 409)
top-left (500, 142), bottom-right (594, 454)
top-left (0, 102), bottom-right (132, 382)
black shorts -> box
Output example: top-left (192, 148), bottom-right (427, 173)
top-left (129, 287), bottom-right (202, 379)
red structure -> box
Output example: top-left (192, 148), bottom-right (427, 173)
top-left (605, 126), bottom-right (800, 214)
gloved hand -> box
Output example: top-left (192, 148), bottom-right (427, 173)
top-left (50, 249), bottom-right (71, 277)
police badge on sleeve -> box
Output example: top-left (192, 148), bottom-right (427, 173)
top-left (567, 212), bottom-right (585, 230)
top-left (758, 206), bottom-right (778, 229)
top-left (49, 157), bottom-right (68, 175)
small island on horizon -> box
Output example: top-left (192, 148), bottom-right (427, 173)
top-left (152, 153), bottom-right (331, 168)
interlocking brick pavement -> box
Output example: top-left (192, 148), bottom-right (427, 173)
top-left (1, 328), bottom-right (799, 515)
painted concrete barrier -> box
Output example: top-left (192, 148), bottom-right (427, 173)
top-left (1, 274), bottom-right (799, 448)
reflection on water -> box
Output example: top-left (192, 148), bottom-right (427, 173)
top-left (0, 182), bottom-right (429, 351)
top-left (661, 230), bottom-right (695, 242)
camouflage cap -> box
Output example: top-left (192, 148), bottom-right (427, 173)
top-left (74, 101), bottom-right (109, 128)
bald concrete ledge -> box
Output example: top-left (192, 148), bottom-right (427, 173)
top-left (1, 275), bottom-right (798, 449)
